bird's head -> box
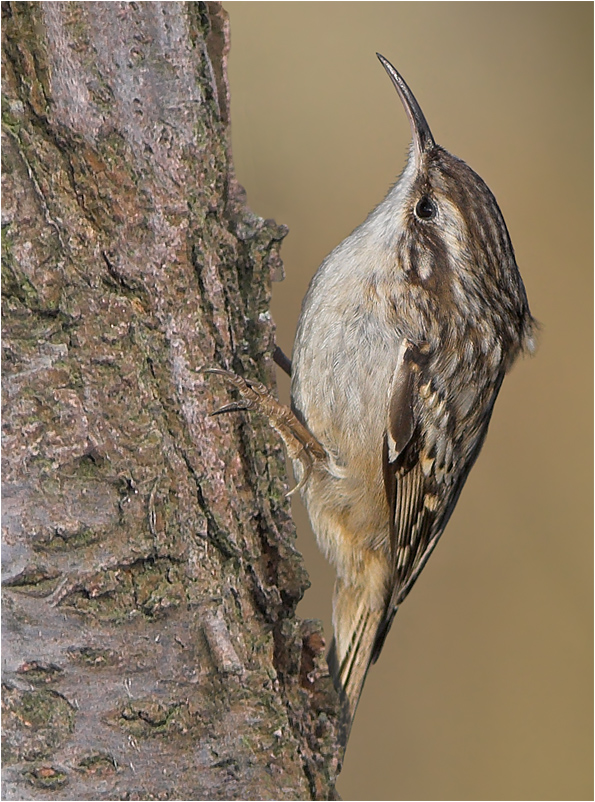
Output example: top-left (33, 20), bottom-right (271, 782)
top-left (375, 54), bottom-right (533, 351)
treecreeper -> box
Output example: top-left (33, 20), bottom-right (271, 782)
top-left (205, 54), bottom-right (534, 745)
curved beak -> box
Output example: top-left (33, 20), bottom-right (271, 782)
top-left (376, 53), bottom-right (435, 164)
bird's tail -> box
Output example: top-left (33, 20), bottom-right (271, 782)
top-left (327, 577), bottom-right (387, 744)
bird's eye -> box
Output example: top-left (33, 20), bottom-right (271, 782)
top-left (415, 196), bottom-right (437, 220)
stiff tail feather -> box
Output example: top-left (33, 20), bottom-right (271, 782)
top-left (327, 579), bottom-right (387, 745)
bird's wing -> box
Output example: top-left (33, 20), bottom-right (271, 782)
top-left (334, 338), bottom-right (498, 717)
top-left (373, 341), bottom-right (503, 662)
top-left (386, 341), bottom-right (440, 569)
top-left (373, 340), bottom-right (448, 660)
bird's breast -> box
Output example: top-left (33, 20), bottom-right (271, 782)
top-left (292, 277), bottom-right (400, 476)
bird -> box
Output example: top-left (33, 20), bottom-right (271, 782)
top-left (206, 53), bottom-right (535, 742)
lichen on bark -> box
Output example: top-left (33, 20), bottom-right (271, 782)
top-left (1, 3), bottom-right (341, 799)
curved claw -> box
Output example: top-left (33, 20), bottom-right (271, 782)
top-left (201, 367), bottom-right (267, 397)
top-left (286, 456), bottom-right (313, 498)
top-left (210, 401), bottom-right (250, 416)
top-left (203, 365), bottom-right (328, 496)
top-left (201, 366), bottom-right (234, 378)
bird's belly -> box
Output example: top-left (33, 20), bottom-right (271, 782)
top-left (293, 300), bottom-right (399, 463)
top-left (292, 303), bottom-right (399, 567)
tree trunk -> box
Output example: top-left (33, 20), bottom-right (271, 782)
top-left (1, 2), bottom-right (341, 799)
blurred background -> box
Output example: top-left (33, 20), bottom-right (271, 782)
top-left (224, 3), bottom-right (593, 799)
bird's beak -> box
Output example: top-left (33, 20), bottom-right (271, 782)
top-left (376, 54), bottom-right (435, 166)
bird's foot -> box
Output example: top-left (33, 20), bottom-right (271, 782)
top-left (202, 368), bottom-right (326, 494)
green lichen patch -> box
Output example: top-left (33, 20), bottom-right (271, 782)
top-left (1, 94), bottom-right (26, 132)
top-left (1, 248), bottom-right (41, 307)
top-left (58, 450), bottom-right (108, 480)
top-left (1, 214), bottom-right (65, 313)
top-left (117, 698), bottom-right (198, 739)
top-left (35, 524), bottom-right (101, 552)
top-left (23, 764), bottom-right (68, 790)
top-left (2, 684), bottom-right (75, 764)
top-left (58, 557), bottom-right (188, 621)
top-left (3, 566), bottom-right (62, 597)
top-left (76, 751), bottom-right (118, 777)
top-left (66, 646), bottom-right (119, 668)
top-left (133, 559), bottom-right (187, 617)
top-left (16, 661), bottom-right (63, 686)
top-left (2, 2), bottom-right (52, 118)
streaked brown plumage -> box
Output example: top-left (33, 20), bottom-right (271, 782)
top-left (207, 54), bottom-right (534, 746)
top-left (290, 55), bottom-right (535, 734)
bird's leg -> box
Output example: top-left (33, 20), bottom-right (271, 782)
top-left (202, 368), bottom-right (327, 494)
top-left (273, 345), bottom-right (292, 376)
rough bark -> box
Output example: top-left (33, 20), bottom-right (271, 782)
top-left (1, 3), bottom-right (341, 799)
